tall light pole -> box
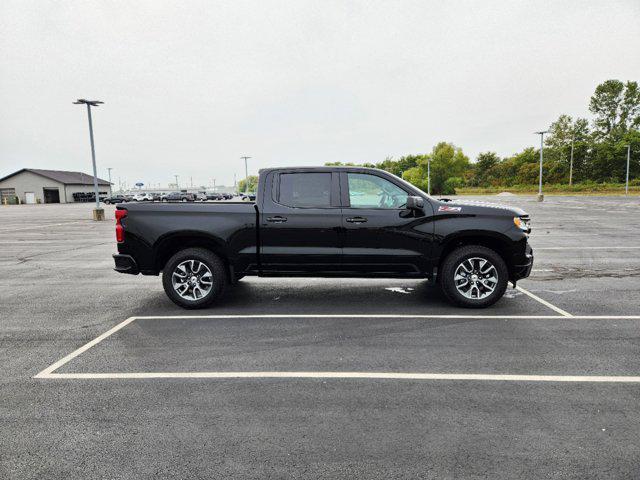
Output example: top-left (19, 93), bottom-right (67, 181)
top-left (107, 167), bottom-right (113, 194)
top-left (174, 175), bottom-right (179, 189)
top-left (74, 98), bottom-right (104, 220)
top-left (569, 135), bottom-right (574, 186)
top-left (241, 156), bottom-right (251, 194)
top-left (625, 144), bottom-right (631, 195)
top-left (534, 131), bottom-right (548, 202)
top-left (427, 156), bottom-right (431, 196)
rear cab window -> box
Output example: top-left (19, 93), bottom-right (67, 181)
top-left (277, 172), bottom-right (332, 208)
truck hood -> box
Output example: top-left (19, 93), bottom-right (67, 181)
top-left (435, 199), bottom-right (527, 217)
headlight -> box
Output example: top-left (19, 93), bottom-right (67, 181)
top-left (513, 216), bottom-right (530, 232)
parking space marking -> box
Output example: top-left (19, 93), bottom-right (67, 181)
top-left (34, 316), bottom-right (137, 378)
top-left (0, 221), bottom-right (90, 233)
top-left (535, 246), bottom-right (640, 250)
top-left (34, 314), bottom-right (640, 381)
top-left (37, 371), bottom-right (640, 383)
top-left (515, 286), bottom-right (573, 317)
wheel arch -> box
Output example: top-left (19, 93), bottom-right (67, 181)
top-left (436, 231), bottom-right (515, 282)
top-left (153, 231), bottom-right (232, 279)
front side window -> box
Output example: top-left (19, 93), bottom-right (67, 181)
top-left (278, 172), bottom-right (332, 208)
top-left (347, 173), bottom-right (408, 209)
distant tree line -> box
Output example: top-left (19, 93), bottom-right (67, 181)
top-left (326, 79), bottom-right (640, 194)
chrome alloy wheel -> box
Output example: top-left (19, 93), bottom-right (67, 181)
top-left (171, 260), bottom-right (213, 301)
top-left (453, 257), bottom-right (499, 300)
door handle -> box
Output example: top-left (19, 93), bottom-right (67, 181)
top-left (266, 216), bottom-right (287, 223)
top-left (346, 216), bottom-right (368, 223)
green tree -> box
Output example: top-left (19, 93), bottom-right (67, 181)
top-left (546, 115), bottom-right (590, 149)
top-left (471, 152), bottom-right (500, 187)
top-left (426, 142), bottom-right (470, 194)
top-left (589, 80), bottom-right (640, 141)
top-left (237, 175), bottom-right (258, 193)
top-left (376, 155), bottom-right (423, 177)
top-left (401, 143), bottom-right (469, 194)
top-left (402, 166), bottom-right (428, 192)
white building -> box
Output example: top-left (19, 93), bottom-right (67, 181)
top-left (0, 168), bottom-right (112, 204)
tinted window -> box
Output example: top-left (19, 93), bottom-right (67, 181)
top-left (347, 173), bottom-right (408, 208)
top-left (278, 173), bottom-right (332, 208)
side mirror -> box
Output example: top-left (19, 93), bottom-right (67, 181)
top-left (406, 196), bottom-right (424, 210)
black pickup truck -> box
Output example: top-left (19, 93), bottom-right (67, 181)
top-left (113, 167), bottom-right (533, 308)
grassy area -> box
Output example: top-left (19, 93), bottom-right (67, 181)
top-left (457, 182), bottom-right (640, 195)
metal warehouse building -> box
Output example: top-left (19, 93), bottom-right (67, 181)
top-left (0, 168), bottom-right (112, 204)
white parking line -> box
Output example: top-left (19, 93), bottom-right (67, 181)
top-left (34, 314), bottom-right (640, 381)
top-left (34, 316), bottom-right (137, 378)
top-left (0, 221), bottom-right (90, 233)
top-left (38, 371), bottom-right (640, 382)
top-left (515, 286), bottom-right (573, 317)
top-left (535, 246), bottom-right (640, 250)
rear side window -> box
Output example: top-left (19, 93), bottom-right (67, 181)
top-left (278, 173), bottom-right (332, 208)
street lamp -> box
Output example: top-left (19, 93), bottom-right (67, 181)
top-left (427, 156), bottom-right (431, 196)
top-left (569, 135), bottom-right (574, 186)
top-left (74, 98), bottom-right (104, 220)
top-left (241, 156), bottom-right (251, 194)
top-left (174, 175), bottom-right (179, 189)
top-left (107, 167), bottom-right (113, 194)
top-left (624, 145), bottom-right (631, 195)
top-left (534, 131), bottom-right (548, 202)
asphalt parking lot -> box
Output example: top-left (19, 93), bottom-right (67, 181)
top-left (1, 196), bottom-right (640, 479)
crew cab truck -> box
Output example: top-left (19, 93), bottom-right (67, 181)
top-left (113, 167), bottom-right (533, 309)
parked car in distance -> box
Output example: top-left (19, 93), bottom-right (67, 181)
top-left (103, 195), bottom-right (128, 204)
top-left (195, 192), bottom-right (208, 202)
top-left (161, 191), bottom-right (196, 202)
top-left (131, 193), bottom-right (154, 202)
top-left (206, 193), bottom-right (224, 201)
top-left (240, 192), bottom-right (256, 201)
top-left (113, 166), bottom-right (533, 309)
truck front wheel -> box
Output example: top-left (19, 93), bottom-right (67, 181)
top-left (440, 245), bottom-right (508, 308)
top-left (162, 248), bottom-right (227, 309)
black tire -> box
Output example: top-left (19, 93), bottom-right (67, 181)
top-left (440, 245), bottom-right (508, 308)
top-left (162, 248), bottom-right (227, 309)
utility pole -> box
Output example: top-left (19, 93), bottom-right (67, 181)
top-left (427, 156), bottom-right (431, 196)
top-left (107, 167), bottom-right (113, 193)
top-left (174, 175), bottom-right (179, 189)
top-left (569, 136), bottom-right (574, 186)
top-left (74, 99), bottom-right (104, 220)
top-left (534, 131), bottom-right (548, 202)
top-left (625, 144), bottom-right (631, 195)
top-left (241, 156), bottom-right (251, 194)
top-left (234, 173), bottom-right (237, 192)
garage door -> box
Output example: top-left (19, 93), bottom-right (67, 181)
top-left (1, 188), bottom-right (16, 204)
top-left (43, 188), bottom-right (60, 203)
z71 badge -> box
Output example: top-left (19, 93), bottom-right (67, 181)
top-left (438, 205), bottom-right (462, 212)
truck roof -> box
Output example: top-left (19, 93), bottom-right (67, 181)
top-left (258, 166), bottom-right (387, 174)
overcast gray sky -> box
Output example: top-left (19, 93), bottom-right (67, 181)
top-left (1, 0), bottom-right (639, 188)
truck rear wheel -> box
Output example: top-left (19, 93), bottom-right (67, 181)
top-left (162, 248), bottom-right (227, 309)
top-left (440, 245), bottom-right (508, 308)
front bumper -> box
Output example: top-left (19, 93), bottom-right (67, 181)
top-left (113, 254), bottom-right (139, 274)
top-left (512, 244), bottom-right (533, 280)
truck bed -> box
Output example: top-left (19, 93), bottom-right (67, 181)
top-left (116, 202), bottom-right (258, 274)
